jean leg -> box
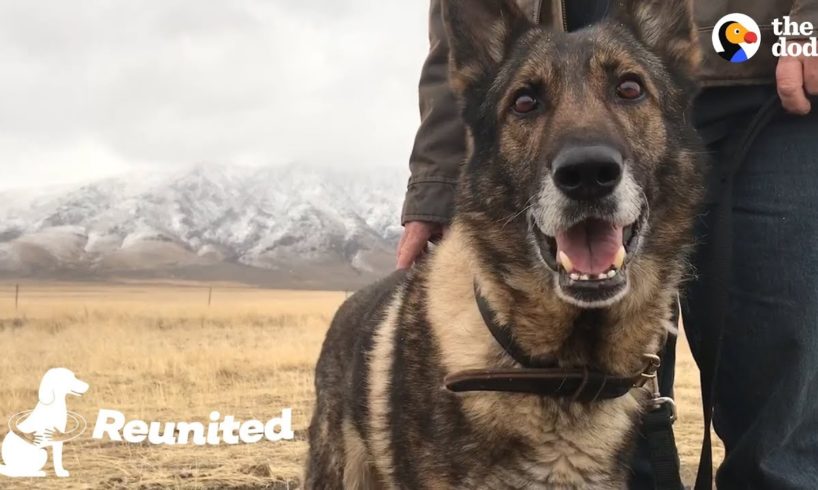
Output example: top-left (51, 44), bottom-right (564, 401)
top-left (686, 111), bottom-right (818, 489)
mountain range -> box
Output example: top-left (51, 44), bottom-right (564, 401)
top-left (0, 163), bottom-right (408, 289)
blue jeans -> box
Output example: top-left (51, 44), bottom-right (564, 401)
top-left (683, 107), bottom-right (818, 489)
top-left (631, 101), bottom-right (818, 489)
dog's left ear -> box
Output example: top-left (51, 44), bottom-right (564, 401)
top-left (612, 0), bottom-right (700, 78)
top-left (39, 372), bottom-right (56, 405)
top-left (441, 0), bottom-right (533, 96)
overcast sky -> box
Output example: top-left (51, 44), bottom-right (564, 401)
top-left (0, 1), bottom-right (429, 191)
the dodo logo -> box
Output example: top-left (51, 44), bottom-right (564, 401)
top-left (713, 13), bottom-right (762, 63)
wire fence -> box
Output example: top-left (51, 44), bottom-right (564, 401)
top-left (7, 283), bottom-right (354, 312)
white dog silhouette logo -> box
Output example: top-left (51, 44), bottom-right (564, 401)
top-left (0, 368), bottom-right (89, 478)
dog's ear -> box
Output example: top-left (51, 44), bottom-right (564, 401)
top-left (38, 370), bottom-right (56, 405)
top-left (441, 0), bottom-right (532, 95)
top-left (611, 0), bottom-right (700, 77)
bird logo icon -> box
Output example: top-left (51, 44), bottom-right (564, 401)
top-left (713, 14), bottom-right (762, 63)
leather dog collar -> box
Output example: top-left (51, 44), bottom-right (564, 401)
top-left (444, 365), bottom-right (656, 403)
top-left (474, 281), bottom-right (557, 369)
top-left (443, 283), bottom-right (659, 402)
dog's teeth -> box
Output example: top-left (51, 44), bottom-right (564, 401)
top-left (613, 246), bottom-right (626, 270)
top-left (570, 273), bottom-right (580, 281)
top-left (558, 250), bottom-right (574, 273)
top-left (580, 274), bottom-right (590, 281)
top-left (596, 273), bottom-right (607, 280)
top-left (607, 269), bottom-right (617, 279)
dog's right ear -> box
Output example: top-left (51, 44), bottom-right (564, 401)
top-left (441, 0), bottom-right (532, 96)
top-left (611, 0), bottom-right (700, 79)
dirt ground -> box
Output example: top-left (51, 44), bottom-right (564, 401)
top-left (0, 281), bottom-right (722, 489)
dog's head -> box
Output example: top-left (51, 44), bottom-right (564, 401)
top-left (445, 0), bottom-right (703, 308)
top-left (39, 368), bottom-right (89, 405)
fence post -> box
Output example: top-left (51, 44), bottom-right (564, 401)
top-left (15, 283), bottom-right (19, 310)
top-left (207, 287), bottom-right (212, 307)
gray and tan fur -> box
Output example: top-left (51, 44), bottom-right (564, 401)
top-left (306, 0), bottom-right (704, 488)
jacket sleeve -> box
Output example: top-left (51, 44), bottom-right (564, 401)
top-left (400, 0), bottom-right (467, 226)
top-left (790, 0), bottom-right (818, 26)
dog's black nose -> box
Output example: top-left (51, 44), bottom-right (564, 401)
top-left (552, 145), bottom-right (623, 200)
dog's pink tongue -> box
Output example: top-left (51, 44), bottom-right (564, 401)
top-left (556, 219), bottom-right (623, 275)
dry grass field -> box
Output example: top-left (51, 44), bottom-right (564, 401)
top-left (0, 281), bottom-right (721, 489)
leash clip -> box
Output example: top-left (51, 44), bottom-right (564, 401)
top-left (638, 353), bottom-right (661, 387)
top-left (649, 396), bottom-right (677, 424)
top-left (641, 353), bottom-right (661, 376)
top-left (637, 353), bottom-right (677, 423)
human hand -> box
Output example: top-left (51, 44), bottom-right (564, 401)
top-left (776, 46), bottom-right (818, 115)
top-left (33, 428), bottom-right (54, 447)
top-left (396, 221), bottom-right (449, 269)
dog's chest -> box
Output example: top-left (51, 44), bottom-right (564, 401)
top-left (455, 393), bottom-right (640, 489)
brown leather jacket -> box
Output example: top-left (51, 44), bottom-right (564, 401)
top-left (401, 0), bottom-right (818, 225)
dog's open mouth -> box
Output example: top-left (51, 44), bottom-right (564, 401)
top-left (533, 208), bottom-right (647, 306)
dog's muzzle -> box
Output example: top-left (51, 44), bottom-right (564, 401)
top-left (530, 144), bottom-right (647, 307)
top-left (70, 379), bottom-right (89, 396)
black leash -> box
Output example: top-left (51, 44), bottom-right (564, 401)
top-left (644, 303), bottom-right (684, 490)
top-left (693, 94), bottom-right (784, 490)
top-left (644, 400), bottom-right (683, 490)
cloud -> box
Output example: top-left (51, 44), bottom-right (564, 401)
top-left (0, 1), bottom-right (430, 190)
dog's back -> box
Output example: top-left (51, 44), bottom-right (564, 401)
top-left (305, 270), bottom-right (409, 488)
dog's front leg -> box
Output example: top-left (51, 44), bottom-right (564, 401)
top-left (51, 441), bottom-right (70, 477)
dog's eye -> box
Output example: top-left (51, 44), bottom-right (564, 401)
top-left (616, 77), bottom-right (645, 101)
top-left (512, 93), bottom-right (539, 114)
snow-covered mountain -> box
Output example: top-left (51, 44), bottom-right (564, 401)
top-left (0, 163), bottom-right (408, 288)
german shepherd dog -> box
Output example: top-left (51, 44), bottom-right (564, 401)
top-left (306, 0), bottom-right (703, 487)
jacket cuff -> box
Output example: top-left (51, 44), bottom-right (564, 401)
top-left (401, 177), bottom-right (458, 225)
top-left (790, 1), bottom-right (818, 28)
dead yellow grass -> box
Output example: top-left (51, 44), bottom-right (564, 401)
top-left (0, 281), bottom-right (721, 489)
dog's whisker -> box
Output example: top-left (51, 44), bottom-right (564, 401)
top-left (499, 196), bottom-right (537, 229)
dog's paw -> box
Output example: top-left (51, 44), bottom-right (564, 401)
top-left (55, 469), bottom-right (70, 478)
